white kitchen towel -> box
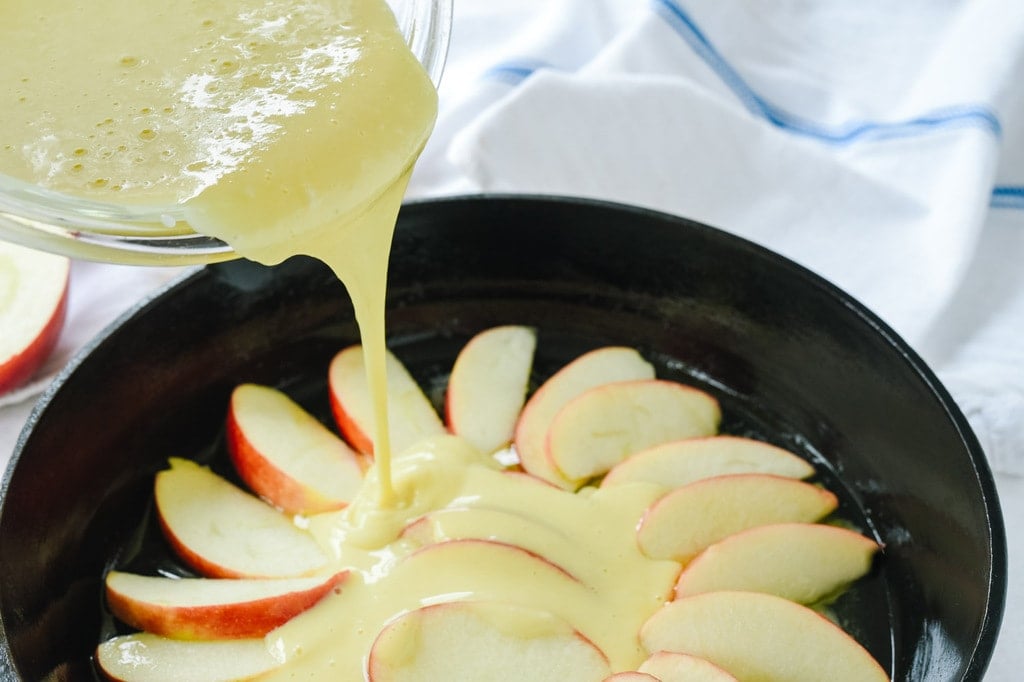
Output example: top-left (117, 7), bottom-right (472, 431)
top-left (409, 0), bottom-right (1024, 476)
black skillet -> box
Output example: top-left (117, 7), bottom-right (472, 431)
top-left (0, 195), bottom-right (1006, 680)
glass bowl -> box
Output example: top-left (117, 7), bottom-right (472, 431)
top-left (0, 0), bottom-right (452, 266)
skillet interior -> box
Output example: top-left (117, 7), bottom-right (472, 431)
top-left (0, 195), bottom-right (1006, 681)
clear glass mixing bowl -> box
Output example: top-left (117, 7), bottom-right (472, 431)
top-left (0, 0), bottom-right (452, 266)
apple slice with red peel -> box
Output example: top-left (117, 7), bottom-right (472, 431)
top-left (96, 633), bottom-right (281, 682)
top-left (0, 242), bottom-right (70, 395)
top-left (329, 344), bottom-right (445, 456)
top-left (638, 651), bottom-right (738, 681)
top-left (155, 458), bottom-right (327, 578)
top-left (674, 522), bottom-right (880, 603)
top-left (601, 435), bottom-right (814, 490)
top-left (105, 570), bottom-right (347, 640)
top-left (226, 383), bottom-right (365, 514)
top-left (636, 473), bottom-right (838, 564)
top-left (397, 506), bottom-right (607, 586)
top-left (546, 379), bottom-right (720, 484)
top-left (389, 539), bottom-right (589, 618)
top-left (639, 591), bottom-right (889, 682)
top-left (445, 325), bottom-right (537, 454)
top-left (367, 601), bottom-right (611, 682)
top-left (514, 346), bottom-right (655, 489)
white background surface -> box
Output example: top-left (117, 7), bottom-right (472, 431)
top-left (2, 1), bottom-right (1022, 679)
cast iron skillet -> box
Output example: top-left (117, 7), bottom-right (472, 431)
top-left (0, 196), bottom-right (1007, 680)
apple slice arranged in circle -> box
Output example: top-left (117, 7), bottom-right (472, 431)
top-left (227, 383), bottom-right (365, 514)
top-left (329, 344), bottom-right (446, 456)
top-left (96, 633), bottom-right (282, 682)
top-left (674, 522), bottom-right (880, 603)
top-left (637, 651), bottom-right (738, 681)
top-left (445, 325), bottom-right (536, 454)
top-left (155, 458), bottom-right (327, 578)
top-left (600, 435), bottom-right (814, 490)
top-left (105, 570), bottom-right (348, 640)
top-left (514, 346), bottom-right (655, 489)
top-left (636, 473), bottom-right (838, 564)
top-left (546, 379), bottom-right (720, 484)
top-left (640, 591), bottom-right (889, 682)
top-left (0, 241), bottom-right (70, 395)
top-left (367, 601), bottom-right (611, 682)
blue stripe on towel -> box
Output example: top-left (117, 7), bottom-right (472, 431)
top-left (483, 58), bottom-right (551, 85)
top-left (992, 186), bottom-right (1024, 210)
top-left (652, 0), bottom-right (1003, 143)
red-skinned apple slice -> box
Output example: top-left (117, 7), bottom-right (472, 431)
top-left (546, 379), bottom-right (720, 484)
top-left (367, 601), bottom-right (611, 682)
top-left (514, 346), bottom-right (655, 489)
top-left (636, 473), bottom-right (838, 564)
top-left (105, 570), bottom-right (347, 640)
top-left (226, 383), bottom-right (365, 514)
top-left (96, 633), bottom-right (281, 682)
top-left (155, 458), bottom-right (327, 578)
top-left (638, 651), bottom-right (738, 681)
top-left (445, 325), bottom-right (536, 454)
top-left (639, 591), bottom-right (889, 682)
top-left (673, 522), bottom-right (880, 603)
top-left (600, 435), bottom-right (814, 489)
top-left (0, 242), bottom-right (70, 395)
top-left (388, 538), bottom-right (590, 620)
top-left (329, 344), bottom-right (445, 456)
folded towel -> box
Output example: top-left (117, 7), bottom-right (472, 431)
top-left (410, 0), bottom-right (1024, 477)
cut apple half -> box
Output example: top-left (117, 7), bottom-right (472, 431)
top-left (367, 601), bottom-right (611, 682)
top-left (105, 570), bottom-right (347, 640)
top-left (674, 522), bottom-right (880, 603)
top-left (546, 379), bottom-right (720, 483)
top-left (329, 344), bottom-right (445, 456)
top-left (638, 651), bottom-right (738, 681)
top-left (636, 473), bottom-right (838, 564)
top-left (514, 346), bottom-right (655, 489)
top-left (227, 383), bottom-right (365, 514)
top-left (0, 242), bottom-right (70, 395)
top-left (96, 633), bottom-right (281, 682)
top-left (639, 591), bottom-right (889, 682)
top-left (155, 458), bottom-right (327, 578)
top-left (445, 325), bottom-right (537, 454)
top-left (600, 435), bottom-right (814, 490)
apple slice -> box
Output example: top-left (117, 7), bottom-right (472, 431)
top-left (546, 379), bottom-right (720, 483)
top-left (674, 522), bottom-right (880, 603)
top-left (329, 344), bottom-right (445, 456)
top-left (155, 458), bottom-right (327, 578)
top-left (637, 651), bottom-right (738, 681)
top-left (603, 673), bottom-right (659, 681)
top-left (105, 570), bottom-right (347, 640)
top-left (226, 383), bottom-right (365, 514)
top-left (639, 591), bottom-right (888, 682)
top-left (445, 325), bottom-right (537, 454)
top-left (514, 346), bottom-right (655, 489)
top-left (636, 474), bottom-right (838, 564)
top-left (601, 435), bottom-right (814, 490)
top-left (367, 601), bottom-right (611, 681)
top-left (96, 633), bottom-right (281, 682)
top-left (0, 241), bottom-right (70, 395)
top-left (389, 538), bottom-right (590, 619)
